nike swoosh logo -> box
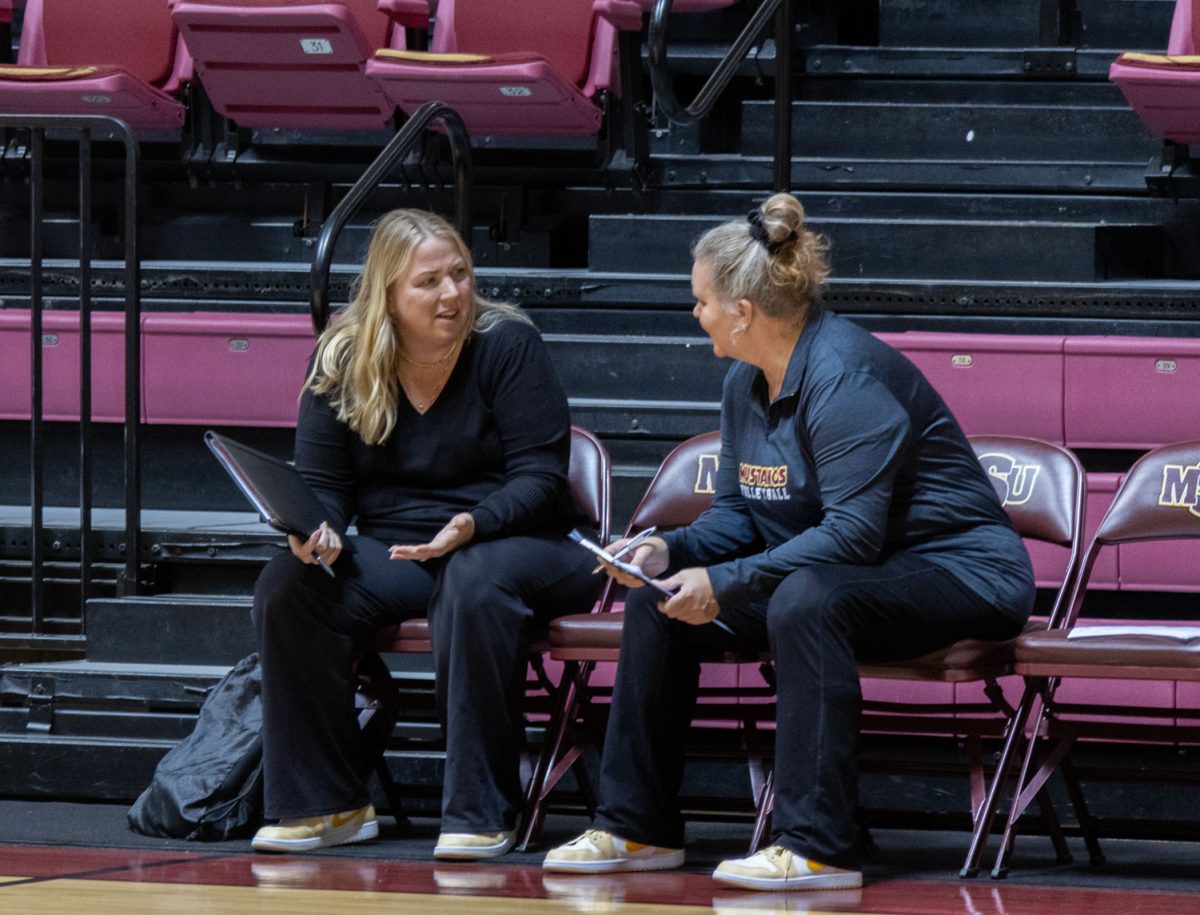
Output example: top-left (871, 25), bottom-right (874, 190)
top-left (331, 810), bottom-right (362, 828)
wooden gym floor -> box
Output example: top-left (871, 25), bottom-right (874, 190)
top-left (1, 802), bottom-right (1198, 914)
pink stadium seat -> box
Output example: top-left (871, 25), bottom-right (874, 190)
top-left (0, 0), bottom-right (11, 25)
top-left (1109, 0), bottom-right (1200, 144)
top-left (171, 0), bottom-right (400, 130)
top-left (142, 313), bottom-right (313, 427)
top-left (0, 311), bottom-right (128, 423)
top-left (366, 0), bottom-right (622, 137)
top-left (0, 0), bottom-right (190, 132)
top-left (884, 332), bottom-right (1066, 444)
top-left (1064, 336), bottom-right (1200, 449)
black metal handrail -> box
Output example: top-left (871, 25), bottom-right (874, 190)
top-left (310, 102), bottom-right (472, 335)
top-left (647, 0), bottom-right (792, 190)
top-left (0, 114), bottom-right (143, 635)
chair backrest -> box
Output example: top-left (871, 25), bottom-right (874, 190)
top-left (972, 435), bottom-right (1086, 628)
top-left (970, 435), bottom-right (1085, 549)
top-left (1093, 439), bottom-right (1200, 547)
top-left (626, 430), bottom-right (721, 533)
top-left (1167, 0), bottom-right (1197, 55)
top-left (34, 0), bottom-right (179, 86)
top-left (569, 426), bottom-right (612, 544)
top-left (1060, 438), bottom-right (1200, 628)
top-left (434, 0), bottom-right (598, 87)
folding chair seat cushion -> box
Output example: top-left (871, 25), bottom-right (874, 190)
top-left (1015, 627), bottom-right (1200, 679)
top-left (0, 0), bottom-right (188, 130)
top-left (548, 610), bottom-right (772, 664)
top-left (372, 618), bottom-right (433, 653)
top-left (372, 618), bottom-right (550, 655)
top-left (172, 0), bottom-right (396, 129)
top-left (858, 619), bottom-right (1043, 683)
top-left (367, 0), bottom-right (618, 137)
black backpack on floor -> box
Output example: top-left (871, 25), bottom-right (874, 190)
top-left (128, 652), bottom-right (265, 841)
top-left (128, 651), bottom-right (399, 841)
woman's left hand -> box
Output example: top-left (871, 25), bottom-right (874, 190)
top-left (389, 512), bottom-right (476, 561)
top-left (657, 567), bottom-right (722, 626)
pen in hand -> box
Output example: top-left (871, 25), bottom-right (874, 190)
top-left (314, 553), bottom-right (336, 578)
top-left (592, 526), bottom-right (657, 573)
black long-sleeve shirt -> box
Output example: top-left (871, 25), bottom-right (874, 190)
top-left (663, 309), bottom-right (1036, 622)
top-left (293, 318), bottom-right (580, 545)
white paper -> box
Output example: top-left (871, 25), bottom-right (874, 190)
top-left (1066, 625), bottom-right (1200, 640)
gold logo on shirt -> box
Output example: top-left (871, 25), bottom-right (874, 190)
top-left (738, 463), bottom-right (789, 488)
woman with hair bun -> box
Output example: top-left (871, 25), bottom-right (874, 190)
top-left (544, 194), bottom-right (1034, 891)
top-left (249, 209), bottom-right (600, 859)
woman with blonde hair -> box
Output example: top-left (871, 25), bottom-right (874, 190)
top-left (250, 209), bottom-right (599, 858)
top-left (545, 194), bottom-right (1034, 890)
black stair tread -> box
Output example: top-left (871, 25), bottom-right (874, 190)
top-left (1, 659), bottom-right (231, 677)
top-left (0, 505), bottom-right (273, 534)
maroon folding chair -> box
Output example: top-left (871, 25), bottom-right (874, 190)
top-left (520, 431), bottom-right (785, 848)
top-left (986, 439), bottom-right (1200, 878)
top-left (736, 436), bottom-right (1086, 866)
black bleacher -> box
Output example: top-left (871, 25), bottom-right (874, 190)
top-left (1, 0), bottom-right (1198, 832)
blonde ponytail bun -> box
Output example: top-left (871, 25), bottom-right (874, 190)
top-left (692, 193), bottom-right (830, 322)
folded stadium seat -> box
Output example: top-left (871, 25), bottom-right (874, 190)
top-left (0, 0), bottom-right (191, 132)
top-left (362, 427), bottom-right (611, 821)
top-left (987, 439), bottom-right (1200, 878)
top-left (365, 0), bottom-right (737, 138)
top-left (171, 0), bottom-right (402, 130)
top-left (1109, 0), bottom-right (1200, 145)
top-left (365, 0), bottom-right (621, 137)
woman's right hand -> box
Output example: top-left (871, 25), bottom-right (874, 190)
top-left (596, 535), bottom-right (669, 588)
top-left (288, 521), bottom-right (343, 568)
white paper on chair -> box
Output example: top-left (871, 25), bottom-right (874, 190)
top-left (1066, 625), bottom-right (1200, 640)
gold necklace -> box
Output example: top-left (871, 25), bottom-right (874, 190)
top-left (398, 338), bottom-right (462, 412)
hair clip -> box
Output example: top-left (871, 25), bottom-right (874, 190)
top-left (746, 209), bottom-right (770, 246)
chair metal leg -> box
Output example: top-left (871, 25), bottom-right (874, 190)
top-left (749, 769), bottom-right (774, 852)
top-left (1061, 755), bottom-right (1105, 866)
top-left (960, 681), bottom-right (1038, 878)
top-left (1034, 781), bottom-right (1073, 865)
top-left (373, 755), bottom-right (412, 830)
top-left (993, 695), bottom-right (1065, 879)
top-left (518, 660), bottom-right (589, 850)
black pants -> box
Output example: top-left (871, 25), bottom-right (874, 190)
top-left (593, 552), bottom-right (1026, 869)
top-left (252, 532), bottom-right (599, 830)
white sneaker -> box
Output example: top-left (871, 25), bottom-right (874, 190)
top-left (712, 845), bottom-right (862, 892)
top-left (542, 828), bottom-right (685, 873)
top-left (434, 829), bottom-right (517, 860)
top-left (251, 803), bottom-right (378, 853)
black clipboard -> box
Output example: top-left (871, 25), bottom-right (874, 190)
top-left (205, 430), bottom-right (354, 555)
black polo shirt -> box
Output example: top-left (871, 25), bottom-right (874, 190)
top-left (663, 310), bottom-right (1035, 622)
